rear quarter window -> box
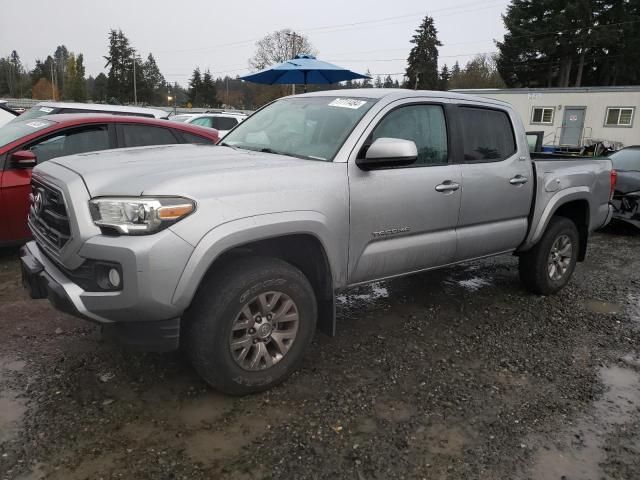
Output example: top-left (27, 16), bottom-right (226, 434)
top-left (459, 107), bottom-right (516, 162)
top-left (179, 131), bottom-right (216, 144)
top-left (119, 124), bottom-right (179, 147)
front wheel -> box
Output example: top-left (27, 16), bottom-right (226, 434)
top-left (519, 216), bottom-right (579, 295)
top-left (184, 256), bottom-right (317, 395)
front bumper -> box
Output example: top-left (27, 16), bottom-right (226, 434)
top-left (20, 232), bottom-right (193, 352)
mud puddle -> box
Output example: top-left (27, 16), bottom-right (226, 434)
top-left (524, 360), bottom-right (640, 480)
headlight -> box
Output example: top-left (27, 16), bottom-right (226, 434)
top-left (89, 197), bottom-right (195, 235)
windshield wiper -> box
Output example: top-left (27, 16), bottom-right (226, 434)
top-left (260, 147), bottom-right (280, 154)
top-left (219, 141), bottom-right (237, 149)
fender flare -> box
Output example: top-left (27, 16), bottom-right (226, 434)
top-left (520, 187), bottom-right (591, 251)
top-left (170, 211), bottom-right (341, 310)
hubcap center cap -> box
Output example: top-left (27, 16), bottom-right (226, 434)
top-left (256, 322), bottom-right (273, 339)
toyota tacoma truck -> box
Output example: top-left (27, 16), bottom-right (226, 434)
top-left (20, 90), bottom-right (615, 394)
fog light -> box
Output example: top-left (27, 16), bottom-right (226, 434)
top-left (94, 263), bottom-right (123, 291)
top-left (108, 268), bottom-right (121, 288)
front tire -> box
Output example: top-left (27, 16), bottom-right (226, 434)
top-left (184, 256), bottom-right (317, 395)
top-left (519, 216), bottom-right (579, 295)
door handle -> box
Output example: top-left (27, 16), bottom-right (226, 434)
top-left (435, 181), bottom-right (460, 193)
top-left (509, 175), bottom-right (528, 185)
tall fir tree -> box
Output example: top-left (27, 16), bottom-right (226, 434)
top-left (104, 29), bottom-right (135, 103)
top-left (439, 64), bottom-right (450, 90)
top-left (405, 15), bottom-right (442, 90)
top-left (188, 68), bottom-right (203, 106)
top-left (201, 69), bottom-right (218, 107)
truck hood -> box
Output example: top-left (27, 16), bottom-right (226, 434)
top-left (49, 144), bottom-right (319, 196)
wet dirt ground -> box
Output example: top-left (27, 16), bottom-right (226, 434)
top-left (1, 225), bottom-right (639, 480)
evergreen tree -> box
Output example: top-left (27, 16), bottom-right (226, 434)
top-left (54, 45), bottom-right (69, 94)
top-left (188, 67), bottom-right (203, 106)
top-left (496, 0), bottom-right (640, 87)
top-left (374, 75), bottom-right (383, 88)
top-left (383, 75), bottom-right (394, 88)
top-left (405, 15), bottom-right (442, 90)
top-left (139, 53), bottom-right (165, 104)
top-left (201, 69), bottom-right (218, 107)
top-left (361, 70), bottom-right (373, 88)
top-left (104, 29), bottom-right (134, 102)
top-left (439, 64), bottom-right (450, 90)
top-left (93, 73), bottom-right (108, 102)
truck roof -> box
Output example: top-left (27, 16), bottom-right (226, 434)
top-left (299, 88), bottom-right (512, 107)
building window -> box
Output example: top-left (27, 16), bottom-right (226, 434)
top-left (531, 107), bottom-right (554, 125)
top-left (605, 107), bottom-right (635, 127)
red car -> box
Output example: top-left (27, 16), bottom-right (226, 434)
top-left (0, 114), bottom-right (219, 245)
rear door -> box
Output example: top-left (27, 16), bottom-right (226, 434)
top-left (454, 105), bottom-right (533, 261)
top-left (348, 100), bottom-right (461, 284)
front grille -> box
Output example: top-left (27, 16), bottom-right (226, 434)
top-left (28, 179), bottom-right (71, 252)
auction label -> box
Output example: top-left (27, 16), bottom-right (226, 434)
top-left (39, 107), bottom-right (54, 113)
top-left (329, 98), bottom-right (367, 109)
top-left (26, 121), bottom-right (48, 128)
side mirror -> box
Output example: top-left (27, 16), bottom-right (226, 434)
top-left (10, 150), bottom-right (37, 168)
top-left (356, 138), bottom-right (418, 171)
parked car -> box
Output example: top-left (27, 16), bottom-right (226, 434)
top-left (0, 100), bottom-right (18, 127)
top-left (171, 112), bottom-right (247, 138)
top-left (169, 114), bottom-right (199, 122)
top-left (7, 102), bottom-right (169, 125)
top-left (20, 89), bottom-right (614, 394)
top-left (609, 146), bottom-right (640, 228)
top-left (0, 114), bottom-right (219, 245)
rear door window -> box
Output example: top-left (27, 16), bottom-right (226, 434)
top-left (210, 117), bottom-right (239, 130)
top-left (458, 107), bottom-right (516, 162)
top-left (119, 124), bottom-right (179, 148)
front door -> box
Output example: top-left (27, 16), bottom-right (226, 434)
top-left (455, 105), bottom-right (534, 261)
top-left (348, 101), bottom-right (461, 284)
top-left (559, 107), bottom-right (586, 146)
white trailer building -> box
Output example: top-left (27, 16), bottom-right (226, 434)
top-left (454, 86), bottom-right (640, 150)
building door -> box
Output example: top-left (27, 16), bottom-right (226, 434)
top-left (559, 107), bottom-right (586, 146)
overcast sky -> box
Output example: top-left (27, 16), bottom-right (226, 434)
top-left (1, 0), bottom-right (509, 86)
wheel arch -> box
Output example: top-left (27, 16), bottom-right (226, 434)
top-left (520, 187), bottom-right (591, 259)
top-left (172, 212), bottom-right (342, 336)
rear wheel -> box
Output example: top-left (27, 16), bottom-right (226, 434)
top-left (519, 216), bottom-right (579, 295)
top-left (184, 256), bottom-right (317, 395)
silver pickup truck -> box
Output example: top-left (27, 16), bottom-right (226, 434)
top-left (20, 89), bottom-right (614, 394)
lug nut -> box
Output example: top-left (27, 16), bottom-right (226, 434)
top-left (253, 338), bottom-right (259, 344)
top-left (255, 316), bottom-right (262, 323)
top-left (267, 314), bottom-right (273, 321)
top-left (249, 328), bottom-right (256, 334)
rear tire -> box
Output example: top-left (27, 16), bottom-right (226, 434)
top-left (519, 216), bottom-right (579, 295)
top-left (184, 256), bottom-right (317, 395)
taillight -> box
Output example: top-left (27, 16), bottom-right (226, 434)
top-left (610, 169), bottom-right (618, 201)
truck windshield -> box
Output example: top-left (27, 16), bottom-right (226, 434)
top-left (0, 119), bottom-right (54, 148)
top-left (8, 105), bottom-right (58, 124)
top-left (222, 96), bottom-right (376, 161)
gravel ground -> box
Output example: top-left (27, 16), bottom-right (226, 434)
top-left (1, 225), bottom-right (639, 480)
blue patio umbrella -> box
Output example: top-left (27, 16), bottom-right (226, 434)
top-left (240, 55), bottom-right (370, 92)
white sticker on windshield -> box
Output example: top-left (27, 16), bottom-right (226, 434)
top-left (329, 98), bottom-right (367, 109)
top-left (26, 121), bottom-right (48, 128)
top-left (39, 107), bottom-right (54, 113)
